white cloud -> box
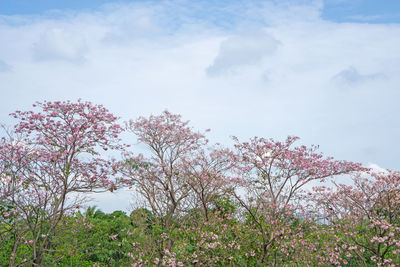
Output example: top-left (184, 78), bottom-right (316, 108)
top-left (32, 28), bottom-right (88, 63)
top-left (100, 3), bottom-right (165, 45)
top-left (257, 0), bottom-right (323, 25)
top-left (206, 30), bottom-right (280, 76)
top-left (347, 15), bottom-right (382, 22)
top-left (0, 60), bottom-right (11, 72)
top-left (367, 163), bottom-right (389, 174)
top-left (331, 66), bottom-right (387, 87)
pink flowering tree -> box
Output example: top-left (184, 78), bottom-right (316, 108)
top-left (122, 111), bottom-right (209, 253)
top-left (0, 128), bottom-right (33, 265)
top-left (230, 135), bottom-right (364, 263)
top-left (313, 171), bottom-right (400, 266)
top-left (0, 100), bottom-right (124, 265)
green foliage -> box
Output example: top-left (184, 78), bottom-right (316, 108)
top-left (1, 203), bottom-right (400, 266)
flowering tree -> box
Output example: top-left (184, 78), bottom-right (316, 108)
top-left (0, 100), bottom-right (123, 265)
top-left (0, 129), bottom-right (33, 265)
top-left (230, 135), bottom-right (364, 263)
top-left (122, 111), bottom-right (210, 253)
top-left (313, 171), bottom-right (400, 266)
top-left (4, 103), bottom-right (399, 265)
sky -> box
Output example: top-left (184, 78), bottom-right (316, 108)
top-left (0, 0), bottom-right (399, 212)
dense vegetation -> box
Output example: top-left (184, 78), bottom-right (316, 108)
top-left (1, 100), bottom-right (399, 266)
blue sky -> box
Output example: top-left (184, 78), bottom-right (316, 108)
top-left (1, 0), bottom-right (400, 23)
top-left (0, 0), bottom-right (125, 15)
top-left (0, 0), bottom-right (399, 211)
top-left (323, 0), bottom-right (400, 23)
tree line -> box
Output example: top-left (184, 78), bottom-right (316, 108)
top-left (1, 100), bottom-right (399, 266)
